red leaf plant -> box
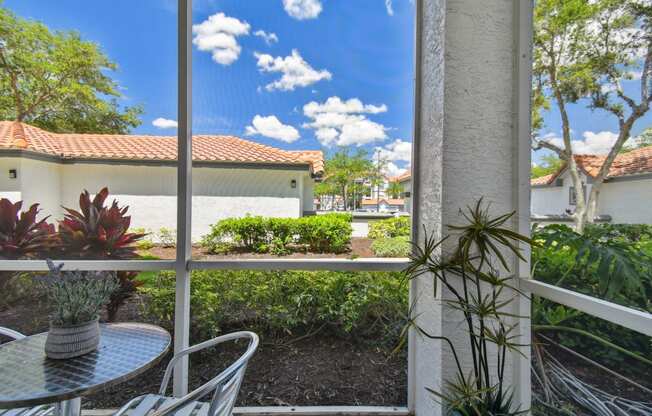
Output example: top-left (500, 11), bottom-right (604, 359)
top-left (59, 187), bottom-right (145, 259)
top-left (0, 199), bottom-right (56, 259)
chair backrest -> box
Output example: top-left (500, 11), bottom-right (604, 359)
top-left (155, 331), bottom-right (259, 416)
top-left (0, 326), bottom-right (25, 341)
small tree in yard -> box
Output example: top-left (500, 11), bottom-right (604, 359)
top-left (0, 6), bottom-right (142, 133)
top-left (532, 0), bottom-right (652, 232)
top-left (386, 181), bottom-right (403, 199)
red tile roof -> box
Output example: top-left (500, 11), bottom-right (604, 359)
top-left (361, 198), bottom-right (405, 206)
top-left (531, 146), bottom-right (652, 186)
top-left (390, 171), bottom-right (411, 183)
top-left (0, 121), bottom-right (324, 175)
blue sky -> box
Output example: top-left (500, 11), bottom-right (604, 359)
top-left (6, 0), bottom-right (651, 171)
top-left (5, 0), bottom-right (416, 176)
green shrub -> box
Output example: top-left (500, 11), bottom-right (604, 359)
top-left (532, 223), bottom-right (652, 366)
top-left (295, 214), bottom-right (352, 253)
top-left (141, 269), bottom-right (407, 341)
top-left (368, 216), bottom-right (410, 239)
top-left (371, 236), bottom-right (411, 257)
top-left (201, 214), bottom-right (352, 254)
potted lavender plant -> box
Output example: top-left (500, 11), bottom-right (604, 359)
top-left (38, 260), bottom-right (118, 359)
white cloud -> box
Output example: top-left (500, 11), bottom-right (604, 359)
top-left (384, 162), bottom-right (407, 178)
top-left (254, 30), bottom-right (278, 45)
top-left (302, 96), bottom-right (389, 147)
top-left (245, 115), bottom-right (300, 143)
top-left (546, 130), bottom-right (618, 155)
top-left (385, 0), bottom-right (394, 15)
top-left (282, 0), bottom-right (322, 20)
top-left (152, 117), bottom-right (178, 129)
top-left (255, 49), bottom-right (332, 91)
top-left (192, 13), bottom-right (250, 65)
top-left (303, 96), bottom-right (387, 117)
top-left (376, 139), bottom-right (412, 162)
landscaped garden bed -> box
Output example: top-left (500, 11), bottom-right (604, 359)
top-left (0, 269), bottom-right (409, 407)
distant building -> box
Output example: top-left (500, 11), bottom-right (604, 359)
top-left (0, 121), bottom-right (324, 239)
top-left (531, 146), bottom-right (652, 224)
top-left (360, 198), bottom-right (405, 212)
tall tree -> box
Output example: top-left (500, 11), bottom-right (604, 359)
top-left (532, 0), bottom-right (652, 232)
top-left (0, 6), bottom-right (142, 134)
top-left (386, 181), bottom-right (403, 199)
top-left (321, 149), bottom-right (372, 211)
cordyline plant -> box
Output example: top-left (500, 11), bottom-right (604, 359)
top-left (403, 200), bottom-right (532, 415)
top-left (0, 199), bottom-right (56, 307)
top-left (59, 187), bottom-right (145, 258)
top-left (37, 260), bottom-right (118, 326)
top-left (59, 187), bottom-right (146, 321)
top-left (0, 199), bottom-right (56, 259)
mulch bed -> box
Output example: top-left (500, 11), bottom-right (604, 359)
top-left (142, 238), bottom-right (375, 260)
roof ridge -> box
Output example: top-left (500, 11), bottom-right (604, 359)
top-left (10, 121), bottom-right (28, 149)
top-left (0, 120), bottom-right (324, 174)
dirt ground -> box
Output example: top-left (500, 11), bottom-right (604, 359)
top-left (142, 238), bottom-right (375, 260)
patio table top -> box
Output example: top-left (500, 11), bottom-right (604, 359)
top-left (0, 323), bottom-right (170, 409)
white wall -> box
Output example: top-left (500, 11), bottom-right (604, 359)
top-left (0, 157), bottom-right (314, 240)
top-left (598, 178), bottom-right (652, 223)
top-left (532, 170), bottom-right (652, 224)
top-left (0, 157), bottom-right (22, 203)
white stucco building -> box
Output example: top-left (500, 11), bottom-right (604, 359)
top-left (0, 121), bottom-right (323, 240)
top-left (531, 146), bottom-right (652, 224)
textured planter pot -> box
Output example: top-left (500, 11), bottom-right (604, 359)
top-left (45, 319), bottom-right (100, 359)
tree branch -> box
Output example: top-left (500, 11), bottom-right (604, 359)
top-left (532, 138), bottom-right (567, 159)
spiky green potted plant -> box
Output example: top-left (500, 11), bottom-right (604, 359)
top-left (59, 188), bottom-right (146, 321)
top-left (405, 200), bottom-right (532, 415)
top-left (38, 260), bottom-right (118, 359)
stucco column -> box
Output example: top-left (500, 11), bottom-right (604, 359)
top-left (408, 0), bottom-right (532, 414)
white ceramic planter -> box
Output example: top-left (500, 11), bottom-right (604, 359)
top-left (45, 319), bottom-right (100, 359)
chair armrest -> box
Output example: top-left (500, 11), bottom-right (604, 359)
top-left (0, 327), bottom-right (26, 340)
top-left (158, 331), bottom-right (258, 396)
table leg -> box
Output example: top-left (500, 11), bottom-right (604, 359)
top-left (55, 398), bottom-right (81, 416)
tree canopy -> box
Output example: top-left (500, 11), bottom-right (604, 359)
top-left (532, 0), bottom-right (652, 230)
top-left (0, 6), bottom-right (142, 134)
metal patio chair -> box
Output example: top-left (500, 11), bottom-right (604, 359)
top-left (0, 327), bottom-right (55, 416)
top-left (113, 331), bottom-right (259, 416)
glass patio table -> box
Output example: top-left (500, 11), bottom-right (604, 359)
top-left (0, 323), bottom-right (170, 416)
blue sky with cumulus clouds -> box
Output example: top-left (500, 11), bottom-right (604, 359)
top-left (5, 0), bottom-right (416, 177)
top-left (5, 0), bottom-right (652, 173)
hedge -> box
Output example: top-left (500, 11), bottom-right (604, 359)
top-left (371, 236), bottom-right (411, 257)
top-left (201, 213), bottom-right (352, 254)
top-left (141, 269), bottom-right (408, 341)
top-left (368, 216), bottom-right (410, 240)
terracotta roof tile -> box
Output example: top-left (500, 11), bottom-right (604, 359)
top-left (531, 173), bottom-right (556, 186)
top-left (530, 146), bottom-right (652, 186)
top-left (361, 198), bottom-right (405, 205)
top-left (0, 121), bottom-right (323, 174)
top-left (391, 171), bottom-right (411, 183)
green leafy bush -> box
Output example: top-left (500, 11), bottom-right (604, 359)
top-left (201, 213), bottom-right (352, 254)
top-left (371, 236), bottom-right (411, 257)
top-left (532, 223), bottom-right (652, 366)
top-left (368, 216), bottom-right (410, 239)
top-left (141, 269), bottom-right (407, 341)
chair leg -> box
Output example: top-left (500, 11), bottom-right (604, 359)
top-left (56, 399), bottom-right (81, 416)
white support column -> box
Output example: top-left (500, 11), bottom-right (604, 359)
top-left (512, 0), bottom-right (534, 409)
top-left (174, 0), bottom-right (193, 397)
top-left (409, 0), bottom-right (531, 414)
